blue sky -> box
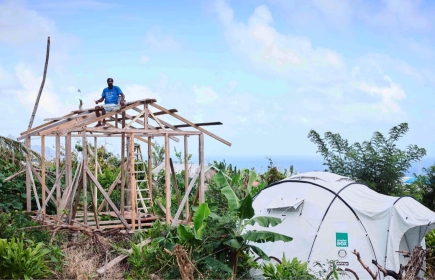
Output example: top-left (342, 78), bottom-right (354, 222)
top-left (1, 0), bottom-right (435, 160)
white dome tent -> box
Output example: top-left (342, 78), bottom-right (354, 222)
top-left (246, 172), bottom-right (435, 279)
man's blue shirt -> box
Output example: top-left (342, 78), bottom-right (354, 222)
top-left (102, 86), bottom-right (122, 104)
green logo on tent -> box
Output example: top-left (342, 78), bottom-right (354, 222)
top-left (336, 232), bottom-right (348, 247)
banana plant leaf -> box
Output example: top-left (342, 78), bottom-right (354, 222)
top-left (242, 230), bottom-right (293, 243)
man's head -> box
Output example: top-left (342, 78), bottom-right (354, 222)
top-left (107, 78), bottom-right (113, 89)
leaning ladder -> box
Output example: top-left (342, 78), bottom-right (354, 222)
top-left (132, 143), bottom-right (152, 214)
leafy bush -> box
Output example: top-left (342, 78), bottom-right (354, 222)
top-left (0, 236), bottom-right (51, 279)
top-left (261, 254), bottom-right (315, 279)
top-left (308, 123), bottom-right (426, 195)
top-left (0, 212), bottom-right (50, 243)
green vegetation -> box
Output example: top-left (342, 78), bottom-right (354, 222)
top-left (0, 236), bottom-right (51, 280)
top-left (308, 123), bottom-right (426, 196)
top-left (2, 121), bottom-right (435, 278)
top-left (261, 253), bottom-right (316, 279)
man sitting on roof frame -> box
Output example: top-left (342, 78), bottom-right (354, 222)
top-left (94, 77), bottom-right (126, 127)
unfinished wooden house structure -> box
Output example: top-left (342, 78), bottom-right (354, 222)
top-left (18, 98), bottom-right (231, 231)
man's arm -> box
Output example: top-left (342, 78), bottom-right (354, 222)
top-left (95, 96), bottom-right (104, 104)
top-left (119, 93), bottom-right (126, 106)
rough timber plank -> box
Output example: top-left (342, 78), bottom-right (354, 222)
top-left (123, 112), bottom-right (179, 142)
top-left (86, 169), bottom-right (131, 230)
top-left (58, 101), bottom-right (142, 135)
top-left (150, 103), bottom-right (232, 146)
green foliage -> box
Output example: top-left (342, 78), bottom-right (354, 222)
top-left (414, 164), bottom-right (435, 210)
top-left (0, 236), bottom-right (51, 280)
top-left (173, 147), bottom-right (192, 164)
top-left (308, 123), bottom-right (426, 195)
top-left (0, 158), bottom-right (27, 212)
top-left (0, 212), bottom-right (50, 243)
top-left (426, 222), bottom-right (435, 276)
top-left (46, 244), bottom-right (66, 272)
top-left (261, 254), bottom-right (315, 279)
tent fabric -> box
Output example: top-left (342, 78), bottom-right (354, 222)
top-left (246, 171), bottom-right (435, 279)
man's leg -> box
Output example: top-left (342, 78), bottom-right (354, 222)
top-left (95, 106), bottom-right (102, 127)
top-left (101, 107), bottom-right (107, 126)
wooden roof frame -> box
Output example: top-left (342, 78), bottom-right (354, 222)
top-left (19, 98), bottom-right (230, 231)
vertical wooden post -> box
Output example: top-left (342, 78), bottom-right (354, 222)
top-left (55, 134), bottom-right (60, 213)
top-left (66, 133), bottom-right (72, 190)
top-left (129, 133), bottom-right (136, 230)
top-left (126, 135), bottom-right (131, 207)
top-left (144, 103), bottom-right (148, 129)
top-left (25, 137), bottom-right (31, 212)
top-left (164, 133), bottom-right (171, 223)
top-left (115, 114), bottom-right (118, 128)
top-left (94, 136), bottom-right (97, 208)
top-left (41, 136), bottom-right (46, 214)
top-left (121, 133), bottom-right (125, 216)
top-left (184, 135), bottom-right (189, 217)
top-left (199, 133), bottom-right (205, 204)
top-left (82, 132), bottom-right (88, 225)
top-left (121, 112), bottom-right (126, 216)
top-left (147, 136), bottom-right (153, 206)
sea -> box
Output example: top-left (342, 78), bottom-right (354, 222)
top-left (202, 155), bottom-right (435, 177)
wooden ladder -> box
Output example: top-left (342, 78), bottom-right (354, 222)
top-left (132, 143), bottom-right (152, 214)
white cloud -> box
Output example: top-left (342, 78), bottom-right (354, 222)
top-left (311, 0), bottom-right (352, 25)
top-left (0, 1), bottom-right (54, 45)
top-left (363, 0), bottom-right (432, 32)
top-left (140, 55), bottom-right (150, 64)
top-left (14, 64), bottom-right (68, 117)
top-left (359, 75), bottom-right (405, 113)
top-left (214, 1), bottom-right (346, 83)
top-left (145, 31), bottom-right (181, 51)
top-left (193, 85), bottom-right (219, 104)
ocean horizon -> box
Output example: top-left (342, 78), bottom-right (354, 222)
top-left (200, 155), bottom-right (435, 177)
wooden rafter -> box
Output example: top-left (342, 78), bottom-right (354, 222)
top-left (150, 103), bottom-right (231, 146)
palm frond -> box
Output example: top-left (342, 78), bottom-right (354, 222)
top-left (0, 136), bottom-right (42, 162)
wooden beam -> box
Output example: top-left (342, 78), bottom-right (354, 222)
top-left (94, 137), bottom-right (98, 208)
top-left (69, 98), bottom-right (156, 114)
top-left (148, 110), bottom-right (166, 130)
top-left (150, 103), bottom-right (232, 146)
top-left (41, 136), bottom-right (46, 214)
top-left (171, 166), bottom-right (201, 227)
top-left (82, 133), bottom-right (88, 225)
top-left (28, 164), bottom-right (41, 211)
top-left (88, 178), bottom-right (100, 230)
top-left (61, 159), bottom-right (82, 218)
top-left (42, 166), bottom-right (66, 210)
top-left (25, 137), bottom-right (31, 212)
top-left (58, 101), bottom-right (142, 135)
top-left (164, 133), bottom-right (171, 223)
top-left (55, 134), bottom-right (61, 211)
top-left (171, 122), bottom-right (223, 129)
top-left (170, 158), bottom-right (182, 216)
top-left (66, 133), bottom-right (72, 193)
top-left (128, 133), bottom-right (136, 230)
top-left (199, 133), bottom-right (205, 204)
top-left (97, 168), bottom-right (122, 213)
top-left (123, 112), bottom-right (179, 142)
top-left (28, 36), bottom-right (50, 130)
top-left (83, 127), bottom-right (200, 135)
top-left (184, 135), bottom-right (189, 217)
top-left (30, 165), bottom-right (57, 205)
top-left (148, 136), bottom-right (153, 207)
top-left (86, 169), bottom-right (131, 230)
top-left (125, 107), bottom-right (147, 129)
top-left (130, 108), bottom-right (178, 117)
top-left (18, 112), bottom-right (93, 140)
